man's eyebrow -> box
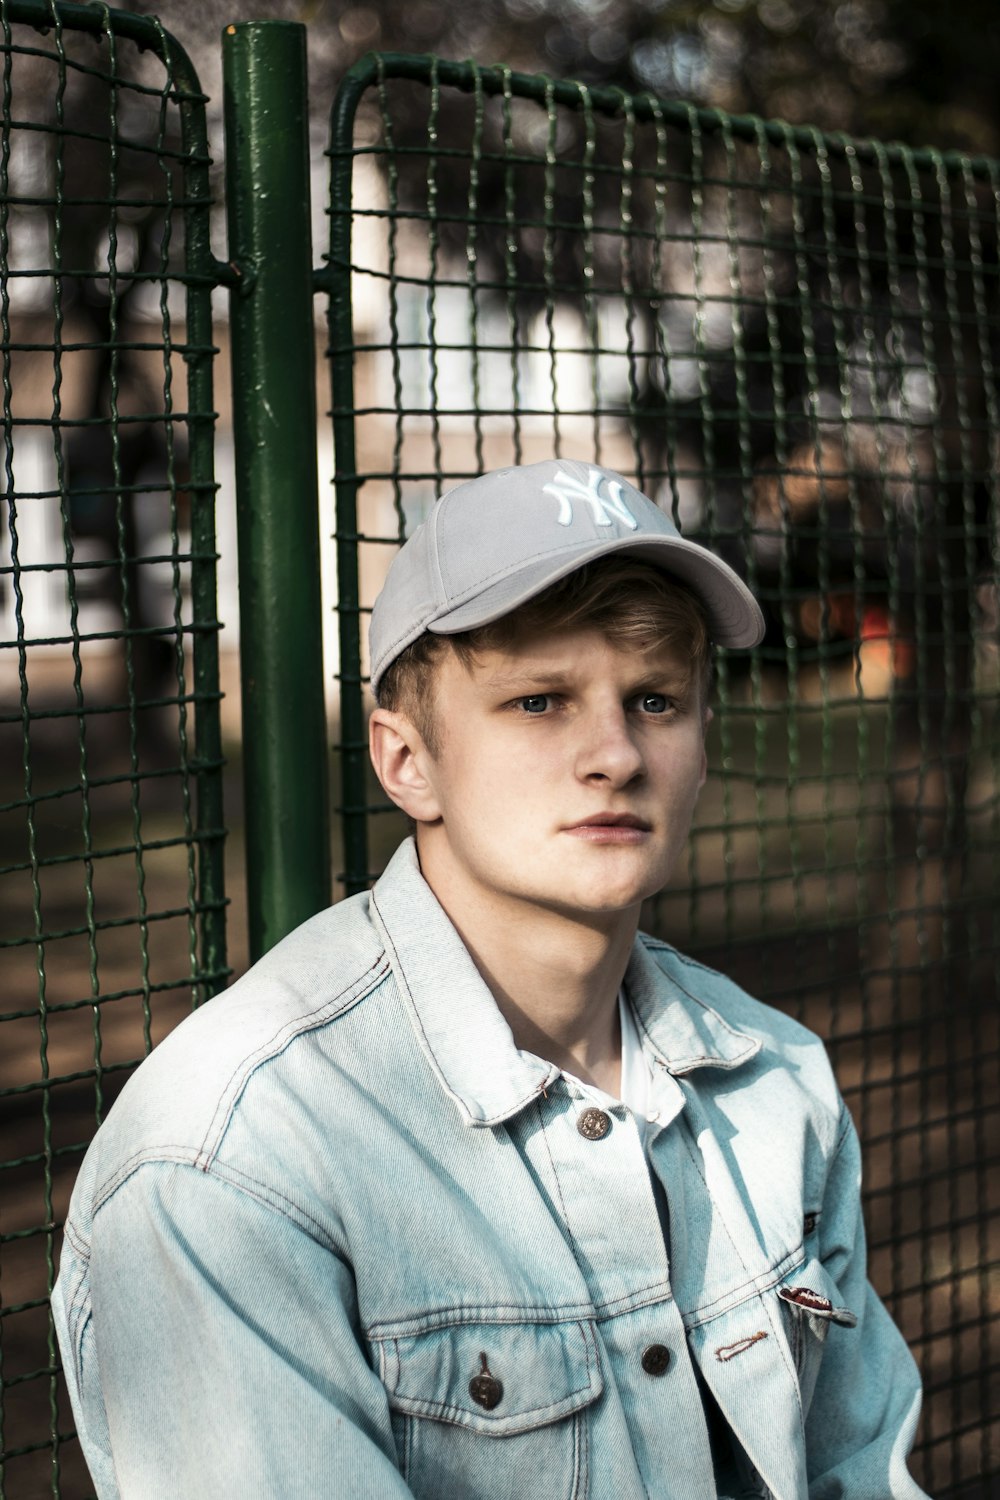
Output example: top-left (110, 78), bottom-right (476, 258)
top-left (480, 665), bottom-right (694, 692)
top-left (480, 669), bottom-right (575, 690)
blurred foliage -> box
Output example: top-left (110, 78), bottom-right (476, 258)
top-left (152, 0), bottom-right (1000, 154)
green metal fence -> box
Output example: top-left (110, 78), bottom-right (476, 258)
top-left (1, 10), bottom-right (998, 1497)
top-left (0, 3), bottom-right (225, 1494)
top-left (325, 53), bottom-right (999, 1498)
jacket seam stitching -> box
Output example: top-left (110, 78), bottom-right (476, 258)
top-left (578, 1321), bottom-right (596, 1499)
top-left (636, 938), bottom-right (761, 1067)
top-left (535, 1097), bottom-right (591, 1285)
top-left (391, 1383), bottom-right (594, 1425)
top-left (831, 1103), bottom-right (854, 1162)
top-left (370, 889), bottom-right (479, 1123)
top-left (657, 975), bottom-right (761, 1054)
top-left (73, 1303), bottom-right (93, 1393)
top-left (196, 957), bottom-right (390, 1166)
top-left (91, 1155), bottom-right (339, 1249)
top-left (372, 887), bottom-right (554, 1126)
top-left (572, 1398), bottom-right (585, 1500)
top-left (367, 1288), bottom-right (673, 1341)
top-left (62, 1219), bottom-right (89, 1260)
top-left (368, 1305), bottom-right (600, 1337)
top-left (681, 1246), bottom-right (806, 1326)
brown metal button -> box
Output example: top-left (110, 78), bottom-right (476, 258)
top-left (803, 1212), bottom-right (818, 1235)
top-left (577, 1107), bottom-right (611, 1140)
top-left (641, 1343), bottom-right (671, 1376)
top-left (469, 1352), bottom-right (503, 1410)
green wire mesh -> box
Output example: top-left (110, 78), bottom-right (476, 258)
top-left (326, 54), bottom-right (999, 1497)
top-left (0, 4), bottom-right (226, 1495)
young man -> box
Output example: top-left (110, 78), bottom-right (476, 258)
top-left (54, 460), bottom-right (926, 1499)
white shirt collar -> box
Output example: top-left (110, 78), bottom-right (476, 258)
top-left (535, 991), bottom-right (652, 1126)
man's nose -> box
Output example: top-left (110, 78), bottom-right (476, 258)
top-left (575, 707), bottom-right (645, 787)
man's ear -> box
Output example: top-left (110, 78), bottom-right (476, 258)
top-left (369, 708), bottom-right (442, 823)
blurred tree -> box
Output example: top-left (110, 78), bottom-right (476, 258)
top-left (154, 0), bottom-right (1000, 154)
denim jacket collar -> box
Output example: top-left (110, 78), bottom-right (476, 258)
top-left (370, 839), bottom-right (759, 1128)
top-left (624, 939), bottom-right (761, 1077)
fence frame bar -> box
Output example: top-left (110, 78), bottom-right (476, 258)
top-left (4, 2), bottom-right (230, 993)
top-left (326, 63), bottom-right (368, 897)
top-left (170, 13), bottom-right (229, 999)
top-left (223, 19), bottom-right (330, 958)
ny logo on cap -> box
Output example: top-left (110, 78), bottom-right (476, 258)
top-left (543, 467), bottom-right (639, 531)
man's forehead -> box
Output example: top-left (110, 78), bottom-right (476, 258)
top-left (444, 626), bottom-right (698, 688)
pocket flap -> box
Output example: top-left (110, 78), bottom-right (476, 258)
top-left (379, 1319), bottom-right (603, 1436)
top-left (776, 1258), bottom-right (858, 1329)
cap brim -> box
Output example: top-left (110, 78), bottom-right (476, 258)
top-left (427, 533), bottom-right (765, 648)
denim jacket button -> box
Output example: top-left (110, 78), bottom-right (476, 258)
top-left (469, 1352), bottom-right (504, 1409)
top-left (468, 1373), bottom-right (504, 1409)
top-left (641, 1343), bottom-right (671, 1376)
top-left (577, 1107), bottom-right (611, 1140)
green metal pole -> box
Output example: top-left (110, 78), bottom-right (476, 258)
top-left (223, 20), bottom-right (331, 961)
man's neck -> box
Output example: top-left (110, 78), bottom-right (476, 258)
top-left (416, 836), bottom-right (638, 1096)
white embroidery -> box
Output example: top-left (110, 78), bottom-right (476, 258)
top-left (543, 467), bottom-right (639, 530)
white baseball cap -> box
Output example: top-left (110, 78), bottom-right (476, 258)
top-left (369, 459), bottom-right (765, 694)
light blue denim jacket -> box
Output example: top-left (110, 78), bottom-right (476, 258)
top-left (53, 839), bottom-right (926, 1499)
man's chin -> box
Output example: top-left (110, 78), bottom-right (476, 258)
top-left (546, 855), bottom-right (673, 918)
top-left (534, 880), bottom-right (657, 923)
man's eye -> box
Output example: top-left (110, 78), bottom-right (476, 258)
top-left (518, 695), bottom-right (550, 714)
top-left (636, 693), bottom-right (672, 714)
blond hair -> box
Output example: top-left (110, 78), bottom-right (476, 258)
top-left (376, 557), bottom-right (711, 754)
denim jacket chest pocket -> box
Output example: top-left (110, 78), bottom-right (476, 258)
top-left (375, 1318), bottom-right (604, 1500)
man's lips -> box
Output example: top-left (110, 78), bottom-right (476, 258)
top-left (565, 814), bottom-right (651, 830)
top-left (563, 814), bottom-right (652, 842)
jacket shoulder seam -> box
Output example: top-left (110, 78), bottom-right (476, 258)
top-left (196, 956), bottom-right (391, 1167)
top-left (831, 1100), bottom-right (855, 1161)
top-left (92, 1153), bottom-right (341, 1249)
